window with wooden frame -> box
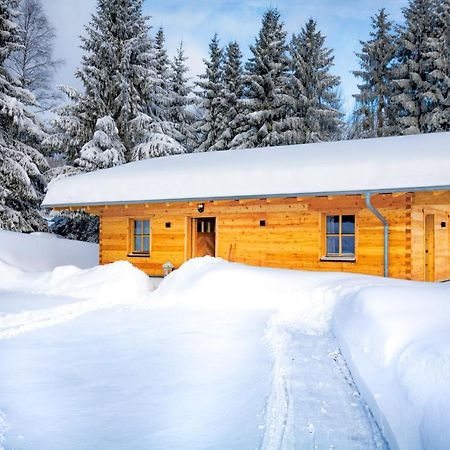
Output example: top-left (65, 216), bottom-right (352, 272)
top-left (323, 214), bottom-right (356, 259)
top-left (130, 219), bottom-right (150, 255)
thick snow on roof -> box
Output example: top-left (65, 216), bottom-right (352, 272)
top-left (43, 132), bottom-right (450, 207)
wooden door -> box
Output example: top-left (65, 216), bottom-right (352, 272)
top-left (425, 214), bottom-right (435, 281)
top-left (193, 218), bottom-right (216, 257)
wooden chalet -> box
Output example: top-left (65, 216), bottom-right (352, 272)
top-left (43, 133), bottom-right (450, 281)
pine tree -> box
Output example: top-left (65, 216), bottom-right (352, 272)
top-left (133, 28), bottom-right (191, 157)
top-left (392, 0), bottom-right (440, 134)
top-left (49, 0), bottom-right (158, 166)
top-left (288, 18), bottom-right (343, 143)
top-left (130, 113), bottom-right (185, 159)
top-left (230, 8), bottom-right (291, 149)
top-left (0, 0), bottom-right (49, 232)
top-left (353, 9), bottom-right (396, 137)
top-left (151, 27), bottom-right (172, 122)
top-left (168, 41), bottom-right (198, 152)
top-left (211, 41), bottom-right (244, 150)
top-left (195, 34), bottom-right (225, 151)
top-left (75, 116), bottom-right (126, 171)
top-left (423, 0), bottom-right (450, 130)
top-left (45, 85), bottom-right (87, 163)
top-left (49, 210), bottom-right (99, 243)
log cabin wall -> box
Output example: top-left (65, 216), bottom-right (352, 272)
top-left (411, 191), bottom-right (450, 281)
top-left (85, 192), bottom-right (419, 279)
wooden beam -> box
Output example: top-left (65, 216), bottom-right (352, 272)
top-left (414, 190), bottom-right (450, 206)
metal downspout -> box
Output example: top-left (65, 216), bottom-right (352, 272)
top-left (365, 192), bottom-right (389, 277)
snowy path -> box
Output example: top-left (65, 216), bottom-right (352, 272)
top-left (262, 331), bottom-right (388, 450)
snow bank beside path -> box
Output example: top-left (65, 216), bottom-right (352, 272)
top-left (334, 285), bottom-right (450, 450)
top-left (0, 230), bottom-right (98, 271)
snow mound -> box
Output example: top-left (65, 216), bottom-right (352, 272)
top-left (0, 230), bottom-right (98, 272)
top-left (157, 257), bottom-right (382, 334)
top-left (334, 284), bottom-right (450, 450)
top-left (0, 260), bottom-right (155, 301)
top-left (0, 260), bottom-right (156, 340)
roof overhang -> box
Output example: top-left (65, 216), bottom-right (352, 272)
top-left (43, 184), bottom-right (450, 209)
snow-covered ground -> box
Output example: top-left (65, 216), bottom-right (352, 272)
top-left (0, 238), bottom-right (449, 450)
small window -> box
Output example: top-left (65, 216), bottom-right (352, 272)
top-left (197, 218), bottom-right (215, 233)
top-left (325, 215), bottom-right (355, 257)
top-left (132, 219), bottom-right (150, 254)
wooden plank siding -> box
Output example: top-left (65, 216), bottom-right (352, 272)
top-left (410, 191), bottom-right (450, 281)
top-left (69, 190), bottom-right (450, 280)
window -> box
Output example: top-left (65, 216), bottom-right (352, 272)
top-left (131, 219), bottom-right (150, 255)
top-left (324, 215), bottom-right (355, 257)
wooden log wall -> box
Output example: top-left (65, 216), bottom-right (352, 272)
top-left (411, 191), bottom-right (450, 281)
top-left (80, 193), bottom-right (420, 279)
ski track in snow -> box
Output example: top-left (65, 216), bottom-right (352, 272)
top-left (0, 291), bottom-right (149, 340)
top-left (0, 285), bottom-right (389, 449)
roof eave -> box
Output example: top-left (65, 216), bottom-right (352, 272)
top-left (41, 184), bottom-right (450, 209)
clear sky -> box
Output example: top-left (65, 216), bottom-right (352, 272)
top-left (40, 0), bottom-right (406, 115)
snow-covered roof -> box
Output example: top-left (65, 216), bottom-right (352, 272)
top-left (43, 132), bottom-right (450, 207)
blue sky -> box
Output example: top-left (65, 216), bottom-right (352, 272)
top-left (41, 0), bottom-right (406, 114)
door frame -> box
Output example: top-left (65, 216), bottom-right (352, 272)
top-left (185, 216), bottom-right (218, 259)
top-left (424, 213), bottom-right (435, 281)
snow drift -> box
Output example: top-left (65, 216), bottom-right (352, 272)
top-left (334, 285), bottom-right (450, 450)
top-left (0, 259), bottom-right (155, 302)
top-left (0, 230), bottom-right (98, 272)
top-left (0, 260), bottom-right (156, 339)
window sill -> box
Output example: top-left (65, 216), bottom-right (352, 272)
top-left (127, 253), bottom-right (150, 258)
top-left (320, 256), bottom-right (356, 263)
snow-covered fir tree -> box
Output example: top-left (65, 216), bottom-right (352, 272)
top-left (75, 116), bottom-right (126, 171)
top-left (151, 27), bottom-right (173, 122)
top-left (230, 9), bottom-right (291, 149)
top-left (48, 0), bottom-right (157, 166)
top-left (392, 0), bottom-right (441, 134)
top-left (211, 41), bottom-right (244, 151)
top-left (49, 210), bottom-right (99, 242)
top-left (422, 0), bottom-right (450, 131)
top-left (195, 34), bottom-right (226, 152)
top-left (353, 9), bottom-right (396, 138)
top-left (79, 0), bottom-right (157, 157)
top-left (133, 28), bottom-right (190, 158)
top-left (45, 85), bottom-right (86, 163)
top-left (129, 114), bottom-right (185, 159)
top-left (168, 41), bottom-right (198, 152)
top-left (0, 0), bottom-right (49, 232)
top-left (288, 18), bottom-right (343, 143)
